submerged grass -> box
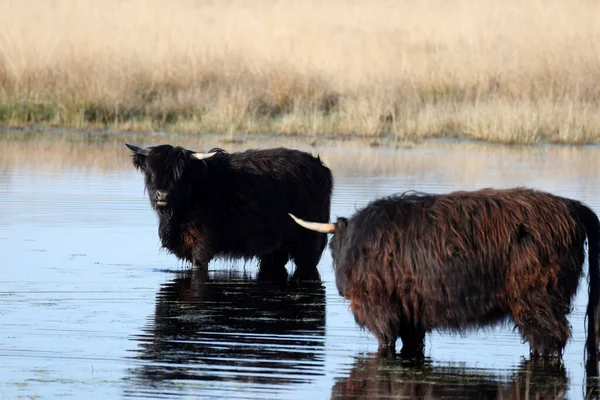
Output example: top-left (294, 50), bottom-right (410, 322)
top-left (2, 0), bottom-right (600, 144)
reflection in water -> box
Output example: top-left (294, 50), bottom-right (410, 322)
top-left (332, 356), bottom-right (571, 400)
top-left (3, 134), bottom-right (600, 185)
top-left (124, 269), bottom-right (326, 396)
top-left (587, 361), bottom-right (600, 400)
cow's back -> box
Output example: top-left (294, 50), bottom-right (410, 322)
top-left (229, 148), bottom-right (333, 221)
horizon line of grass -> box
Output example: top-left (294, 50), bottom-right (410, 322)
top-left (2, 87), bottom-right (599, 146)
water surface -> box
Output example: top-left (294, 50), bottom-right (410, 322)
top-left (1, 137), bottom-right (600, 399)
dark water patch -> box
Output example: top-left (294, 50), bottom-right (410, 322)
top-left (124, 270), bottom-right (326, 397)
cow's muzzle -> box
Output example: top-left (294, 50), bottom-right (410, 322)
top-left (154, 190), bottom-right (169, 207)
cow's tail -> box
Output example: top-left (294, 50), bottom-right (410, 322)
top-left (577, 202), bottom-right (600, 369)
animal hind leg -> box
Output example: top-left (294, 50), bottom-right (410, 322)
top-left (512, 302), bottom-right (570, 360)
top-left (290, 232), bottom-right (326, 281)
top-left (258, 250), bottom-right (290, 282)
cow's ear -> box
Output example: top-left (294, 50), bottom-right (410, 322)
top-left (126, 144), bottom-right (149, 171)
top-left (131, 153), bottom-right (146, 171)
top-left (336, 217), bottom-right (349, 232)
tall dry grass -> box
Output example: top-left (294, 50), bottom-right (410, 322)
top-left (1, 0), bottom-right (600, 143)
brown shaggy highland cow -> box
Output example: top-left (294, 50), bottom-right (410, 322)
top-left (290, 188), bottom-right (600, 367)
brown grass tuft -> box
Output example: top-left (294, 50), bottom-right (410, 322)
top-left (1, 0), bottom-right (600, 143)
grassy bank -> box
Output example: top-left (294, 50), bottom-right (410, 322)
top-left (2, 0), bottom-right (600, 144)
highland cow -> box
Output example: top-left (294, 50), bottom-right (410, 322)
top-left (290, 188), bottom-right (600, 366)
top-left (127, 143), bottom-right (333, 281)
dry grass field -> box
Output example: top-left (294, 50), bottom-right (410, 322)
top-left (1, 0), bottom-right (600, 143)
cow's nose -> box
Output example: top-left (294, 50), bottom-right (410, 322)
top-left (155, 190), bottom-right (168, 202)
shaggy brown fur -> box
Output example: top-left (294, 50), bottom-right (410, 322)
top-left (303, 188), bottom-right (600, 365)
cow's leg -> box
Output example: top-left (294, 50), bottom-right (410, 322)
top-left (512, 301), bottom-right (570, 360)
top-left (399, 328), bottom-right (426, 359)
top-left (358, 304), bottom-right (399, 359)
top-left (375, 334), bottom-right (397, 359)
top-left (192, 256), bottom-right (211, 269)
top-left (258, 250), bottom-right (289, 282)
top-left (191, 249), bottom-right (213, 269)
top-left (188, 236), bottom-right (214, 270)
top-left (290, 232), bottom-right (326, 281)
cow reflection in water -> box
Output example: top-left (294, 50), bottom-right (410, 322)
top-left (128, 269), bottom-right (326, 389)
top-left (332, 356), bottom-right (571, 400)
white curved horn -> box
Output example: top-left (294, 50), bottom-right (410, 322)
top-left (289, 213), bottom-right (336, 233)
top-left (192, 152), bottom-right (217, 160)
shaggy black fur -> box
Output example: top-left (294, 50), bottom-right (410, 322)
top-left (127, 144), bottom-right (333, 281)
top-left (305, 188), bottom-right (600, 365)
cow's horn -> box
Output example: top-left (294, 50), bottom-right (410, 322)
top-left (125, 143), bottom-right (150, 156)
top-left (192, 152), bottom-right (217, 160)
top-left (289, 213), bottom-right (336, 233)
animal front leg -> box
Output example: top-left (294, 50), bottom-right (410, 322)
top-left (399, 327), bottom-right (426, 359)
top-left (182, 225), bottom-right (213, 269)
top-left (376, 337), bottom-right (397, 359)
top-left (190, 241), bottom-right (213, 269)
top-left (193, 256), bottom-right (211, 269)
top-left (350, 299), bottom-right (399, 359)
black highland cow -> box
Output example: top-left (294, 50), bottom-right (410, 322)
top-left (127, 143), bottom-right (333, 280)
top-left (290, 187), bottom-right (600, 367)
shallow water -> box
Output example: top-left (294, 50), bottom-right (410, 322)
top-left (1, 136), bottom-right (600, 399)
